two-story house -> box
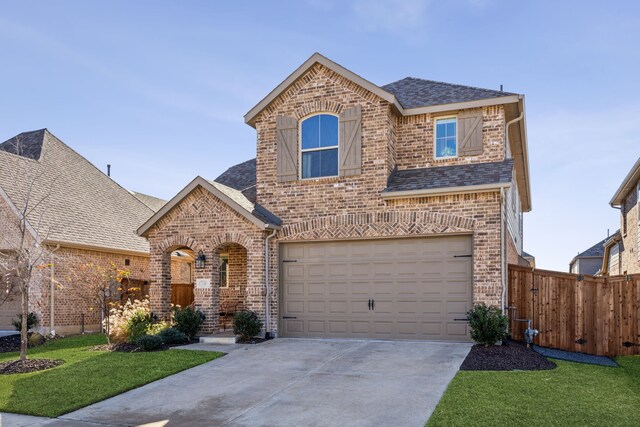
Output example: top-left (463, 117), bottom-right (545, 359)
top-left (138, 53), bottom-right (532, 341)
top-left (605, 157), bottom-right (640, 275)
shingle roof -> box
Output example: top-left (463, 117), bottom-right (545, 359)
top-left (0, 129), bottom-right (46, 160)
top-left (208, 178), bottom-right (281, 226)
top-left (382, 77), bottom-right (517, 109)
top-left (575, 237), bottom-right (611, 259)
top-left (0, 129), bottom-right (154, 253)
top-left (131, 191), bottom-right (167, 213)
top-left (384, 159), bottom-right (514, 194)
top-left (215, 158), bottom-right (257, 203)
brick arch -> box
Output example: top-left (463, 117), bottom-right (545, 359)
top-left (210, 232), bottom-right (254, 251)
top-left (278, 211), bottom-right (475, 241)
top-left (158, 234), bottom-right (201, 253)
top-left (294, 100), bottom-right (343, 120)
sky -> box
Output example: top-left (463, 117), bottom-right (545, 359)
top-left (1, 1), bottom-right (639, 271)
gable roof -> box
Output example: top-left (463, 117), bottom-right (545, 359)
top-left (382, 160), bottom-right (513, 199)
top-left (244, 53), bottom-right (521, 126)
top-left (382, 77), bottom-right (516, 109)
top-left (215, 158), bottom-right (257, 203)
top-left (131, 191), bottom-right (167, 213)
top-left (0, 129), bottom-right (155, 254)
top-left (136, 176), bottom-right (280, 238)
top-left (610, 157), bottom-right (640, 206)
top-left (571, 237), bottom-right (608, 264)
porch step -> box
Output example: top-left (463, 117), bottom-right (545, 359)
top-left (199, 334), bottom-right (239, 345)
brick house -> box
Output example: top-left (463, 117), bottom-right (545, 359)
top-left (0, 129), bottom-right (191, 333)
top-left (138, 53), bottom-right (532, 341)
top-left (604, 157), bottom-right (640, 275)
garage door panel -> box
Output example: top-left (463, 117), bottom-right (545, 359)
top-left (281, 236), bottom-right (472, 341)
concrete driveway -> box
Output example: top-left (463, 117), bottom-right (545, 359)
top-left (60, 338), bottom-right (471, 427)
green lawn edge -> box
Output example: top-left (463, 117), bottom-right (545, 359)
top-left (427, 355), bottom-right (640, 427)
top-left (0, 334), bottom-right (223, 417)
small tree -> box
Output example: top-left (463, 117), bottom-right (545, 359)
top-left (64, 262), bottom-right (131, 338)
top-left (0, 134), bottom-right (58, 361)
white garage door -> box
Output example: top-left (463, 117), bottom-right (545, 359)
top-left (280, 236), bottom-right (473, 341)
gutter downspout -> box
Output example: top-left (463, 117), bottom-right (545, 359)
top-left (500, 188), bottom-right (507, 314)
top-left (264, 227), bottom-right (277, 338)
top-left (504, 112), bottom-right (524, 156)
top-left (49, 244), bottom-right (61, 336)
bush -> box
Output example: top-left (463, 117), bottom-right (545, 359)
top-left (136, 334), bottom-right (164, 351)
top-left (158, 327), bottom-right (188, 345)
top-left (146, 321), bottom-right (170, 336)
top-left (105, 299), bottom-right (154, 343)
top-left (233, 310), bottom-right (262, 340)
top-left (466, 303), bottom-right (509, 346)
top-left (28, 332), bottom-right (46, 347)
top-left (12, 312), bottom-right (39, 331)
top-left (173, 306), bottom-right (205, 339)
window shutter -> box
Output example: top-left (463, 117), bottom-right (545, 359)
top-left (338, 105), bottom-right (362, 176)
top-left (276, 116), bottom-right (298, 182)
top-left (457, 109), bottom-right (483, 156)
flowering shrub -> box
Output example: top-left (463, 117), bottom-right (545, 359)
top-left (105, 298), bottom-right (154, 343)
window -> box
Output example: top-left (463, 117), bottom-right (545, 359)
top-left (435, 117), bottom-right (457, 158)
top-left (301, 114), bottom-right (338, 178)
top-left (219, 254), bottom-right (229, 288)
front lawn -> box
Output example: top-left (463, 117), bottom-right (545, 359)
top-left (428, 355), bottom-right (640, 426)
top-left (0, 334), bottom-right (222, 417)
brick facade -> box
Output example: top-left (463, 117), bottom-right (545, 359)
top-left (146, 187), bottom-right (268, 334)
top-left (141, 63), bottom-right (524, 337)
top-left (620, 188), bottom-right (640, 274)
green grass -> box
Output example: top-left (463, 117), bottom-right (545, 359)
top-left (0, 334), bottom-right (222, 417)
top-left (428, 355), bottom-right (640, 426)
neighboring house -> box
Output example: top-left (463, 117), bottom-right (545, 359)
top-left (607, 157), bottom-right (640, 275)
top-left (137, 53), bottom-right (532, 341)
top-left (0, 129), bottom-right (191, 333)
top-left (569, 236), bottom-right (608, 275)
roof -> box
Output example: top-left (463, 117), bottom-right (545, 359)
top-left (522, 251), bottom-right (534, 258)
top-left (382, 77), bottom-right (516, 109)
top-left (137, 176), bottom-right (280, 237)
top-left (131, 191), bottom-right (167, 213)
top-left (215, 158), bottom-right (257, 203)
top-left (382, 159), bottom-right (514, 197)
top-left (570, 237), bottom-right (609, 266)
top-left (610, 157), bottom-right (640, 206)
top-left (0, 129), bottom-right (154, 254)
top-left (244, 53), bottom-right (521, 126)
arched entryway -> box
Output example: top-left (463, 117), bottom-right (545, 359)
top-left (212, 243), bottom-right (248, 331)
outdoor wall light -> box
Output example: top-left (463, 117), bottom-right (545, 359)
top-left (195, 250), bottom-right (206, 269)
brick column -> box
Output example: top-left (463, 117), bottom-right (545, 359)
top-left (150, 251), bottom-right (172, 320)
top-left (245, 246), bottom-right (266, 335)
top-left (194, 251), bottom-right (219, 334)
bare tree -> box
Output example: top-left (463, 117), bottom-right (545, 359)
top-left (0, 134), bottom-right (58, 361)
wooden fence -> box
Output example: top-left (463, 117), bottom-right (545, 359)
top-left (123, 280), bottom-right (194, 308)
top-left (509, 264), bottom-right (640, 357)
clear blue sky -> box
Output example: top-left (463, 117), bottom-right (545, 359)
top-left (1, 1), bottom-right (639, 271)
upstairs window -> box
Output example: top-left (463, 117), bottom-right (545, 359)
top-left (435, 117), bottom-right (457, 159)
top-left (301, 114), bottom-right (338, 178)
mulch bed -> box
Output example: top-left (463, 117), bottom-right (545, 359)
top-left (460, 340), bottom-right (557, 371)
top-left (0, 358), bottom-right (64, 374)
top-left (0, 334), bottom-right (20, 353)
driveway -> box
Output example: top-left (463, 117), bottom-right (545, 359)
top-left (60, 338), bottom-right (471, 427)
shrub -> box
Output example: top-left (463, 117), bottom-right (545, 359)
top-left (136, 334), bottom-right (164, 351)
top-left (105, 299), bottom-right (154, 343)
top-left (466, 303), bottom-right (509, 346)
top-left (158, 327), bottom-right (188, 345)
top-left (173, 306), bottom-right (205, 339)
top-left (12, 312), bottom-right (39, 331)
top-left (233, 310), bottom-right (262, 340)
top-left (146, 321), bottom-right (170, 336)
top-left (28, 332), bottom-right (46, 347)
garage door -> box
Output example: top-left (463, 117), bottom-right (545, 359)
top-left (280, 236), bottom-right (473, 341)
top-left (0, 298), bottom-right (20, 330)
